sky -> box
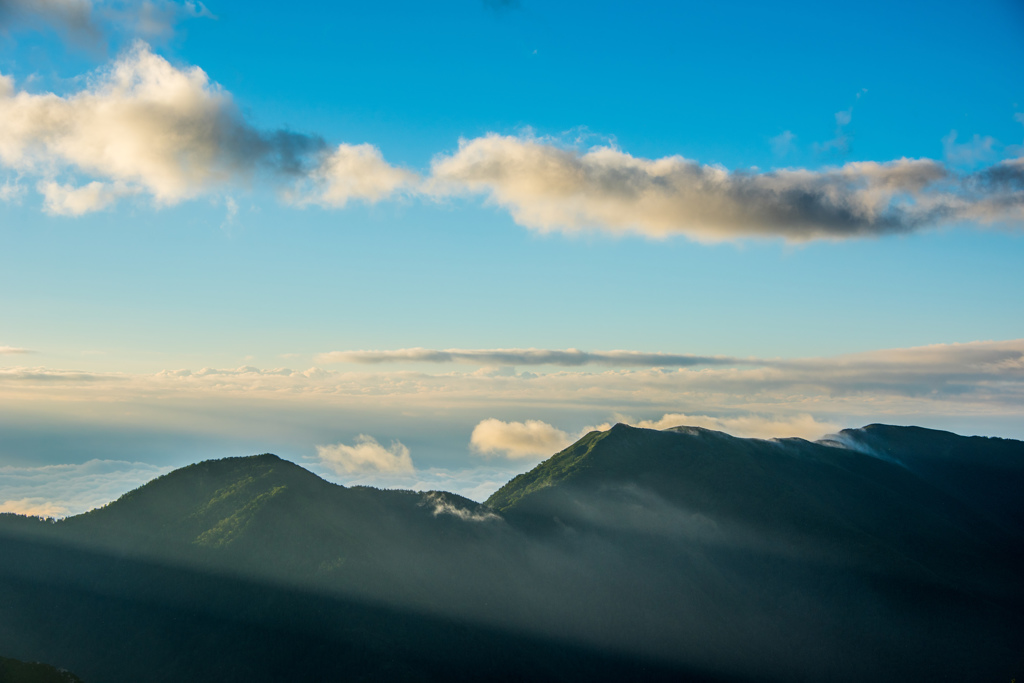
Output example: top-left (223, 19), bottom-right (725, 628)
top-left (0, 0), bottom-right (1022, 515)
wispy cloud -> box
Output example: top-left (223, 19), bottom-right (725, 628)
top-left (0, 178), bottom-right (25, 203)
top-left (770, 130), bottom-right (796, 157)
top-left (38, 179), bottom-right (136, 215)
top-left (317, 347), bottom-right (747, 367)
top-left (0, 345), bottom-right (32, 355)
top-left (815, 107), bottom-right (855, 154)
top-left (813, 90), bottom-right (866, 156)
top-left (942, 131), bottom-right (999, 166)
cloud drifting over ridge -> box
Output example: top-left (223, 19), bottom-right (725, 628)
top-left (317, 348), bottom-right (745, 367)
top-left (590, 413), bottom-right (841, 441)
top-left (316, 435), bottom-right (414, 476)
top-left (0, 42), bottom-right (411, 213)
top-left (470, 418), bottom-right (572, 459)
top-left (468, 413), bottom-right (841, 460)
top-left (429, 134), bottom-right (1024, 241)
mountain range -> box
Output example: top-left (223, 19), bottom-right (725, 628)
top-left (1, 423), bottom-right (1021, 682)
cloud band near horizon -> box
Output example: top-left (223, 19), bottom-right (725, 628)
top-left (315, 348), bottom-right (750, 367)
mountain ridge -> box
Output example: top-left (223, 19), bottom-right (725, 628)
top-left (1, 422), bottom-right (1021, 683)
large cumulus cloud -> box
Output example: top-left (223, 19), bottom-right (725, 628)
top-left (429, 134), bottom-right (1024, 242)
top-left (0, 42), bottom-right (413, 214)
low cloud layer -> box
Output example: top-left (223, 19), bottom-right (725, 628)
top-left (318, 347), bottom-right (743, 367)
top-left (1, 339), bottom-right (1022, 509)
top-left (429, 134), bottom-right (1024, 241)
top-left (0, 458), bottom-right (171, 517)
top-left (316, 434), bottom-right (414, 476)
top-left (0, 42), bottom-right (410, 213)
top-left (3, 339), bottom-right (1022, 412)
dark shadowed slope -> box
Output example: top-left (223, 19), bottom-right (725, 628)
top-left (0, 656), bottom-right (82, 683)
top-left (2, 424), bottom-right (1023, 683)
top-left (485, 423), bottom-right (1024, 681)
top-left (827, 424), bottom-right (1024, 537)
top-left (488, 423), bottom-right (1023, 578)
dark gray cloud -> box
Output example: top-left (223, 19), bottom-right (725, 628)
top-left (482, 0), bottom-right (520, 10)
top-left (0, 0), bottom-right (100, 44)
top-left (316, 348), bottom-right (750, 368)
top-left (0, 0), bottom-right (215, 46)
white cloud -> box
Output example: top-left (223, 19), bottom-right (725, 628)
top-left (421, 491), bottom-right (500, 522)
top-left (0, 45), bottom-right (1020, 240)
top-left (0, 459), bottom-right (171, 517)
top-left (317, 347), bottom-right (743, 367)
top-left (469, 412), bottom-right (839, 463)
top-left (0, 345), bottom-right (31, 354)
top-left (470, 418), bottom-right (573, 459)
top-left (0, 43), bottom-right (408, 214)
top-left (316, 434), bottom-right (414, 476)
top-left (0, 178), bottom-right (25, 203)
top-left (295, 143), bottom-right (417, 208)
top-left (429, 133), bottom-right (1016, 242)
top-left (4, 339), bottom-right (1024, 412)
top-left (38, 179), bottom-right (135, 215)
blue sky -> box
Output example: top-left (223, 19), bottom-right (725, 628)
top-left (0, 0), bottom-right (1022, 514)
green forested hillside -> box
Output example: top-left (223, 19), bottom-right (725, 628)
top-left (1, 424), bottom-right (1022, 683)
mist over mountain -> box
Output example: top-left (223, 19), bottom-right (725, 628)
top-left (1, 424), bottom-right (1021, 683)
